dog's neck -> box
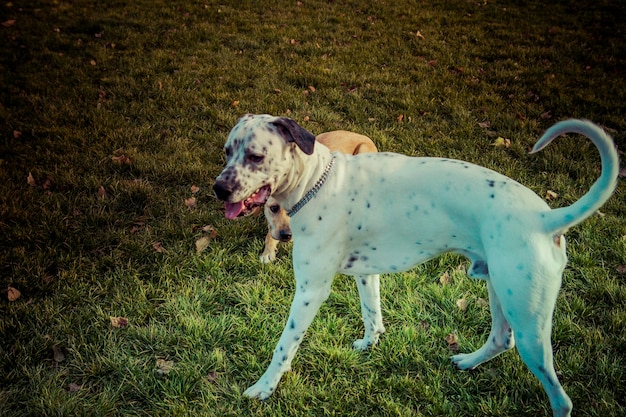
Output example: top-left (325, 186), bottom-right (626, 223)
top-left (272, 143), bottom-right (334, 213)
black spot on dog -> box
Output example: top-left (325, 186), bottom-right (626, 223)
top-left (487, 180), bottom-right (495, 187)
top-left (289, 320), bottom-right (296, 330)
top-left (318, 216), bottom-right (322, 221)
top-left (490, 193), bottom-right (495, 199)
top-left (471, 260), bottom-right (489, 276)
top-left (361, 278), bottom-right (367, 286)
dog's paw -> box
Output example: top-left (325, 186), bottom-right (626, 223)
top-left (243, 381), bottom-right (275, 400)
top-left (259, 251), bottom-right (276, 264)
top-left (352, 338), bottom-right (374, 351)
top-left (451, 353), bottom-right (479, 371)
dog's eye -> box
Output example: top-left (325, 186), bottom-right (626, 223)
top-left (269, 204), bottom-right (281, 213)
top-left (248, 154), bottom-right (264, 164)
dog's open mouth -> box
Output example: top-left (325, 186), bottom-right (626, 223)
top-left (224, 185), bottom-right (271, 219)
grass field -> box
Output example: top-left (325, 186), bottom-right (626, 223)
top-left (1, 0), bottom-right (625, 416)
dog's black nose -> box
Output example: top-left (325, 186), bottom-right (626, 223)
top-left (279, 230), bottom-right (292, 242)
top-left (213, 180), bottom-right (232, 201)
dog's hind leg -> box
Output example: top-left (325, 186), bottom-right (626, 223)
top-left (353, 274), bottom-right (386, 350)
top-left (452, 280), bottom-right (515, 370)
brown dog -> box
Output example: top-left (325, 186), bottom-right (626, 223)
top-left (259, 130), bottom-right (377, 263)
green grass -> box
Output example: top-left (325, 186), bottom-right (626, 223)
top-left (1, 0), bottom-right (625, 415)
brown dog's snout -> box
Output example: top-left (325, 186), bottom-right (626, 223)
top-left (278, 229), bottom-right (292, 242)
top-left (213, 180), bottom-right (232, 201)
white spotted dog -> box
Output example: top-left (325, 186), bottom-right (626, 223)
top-left (213, 114), bottom-right (619, 417)
top-left (260, 130), bottom-right (378, 263)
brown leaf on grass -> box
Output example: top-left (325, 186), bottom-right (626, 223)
top-left (190, 185), bottom-right (200, 194)
top-left (617, 265), bottom-right (626, 274)
top-left (207, 370), bottom-right (220, 383)
top-left (129, 218), bottom-right (145, 234)
top-left (445, 333), bottom-right (460, 351)
top-left (456, 298), bottom-right (469, 311)
top-left (2, 20), bottom-right (16, 28)
top-left (111, 154), bottom-right (132, 165)
top-left (231, 100), bottom-right (239, 107)
top-left (68, 383), bottom-right (81, 393)
top-left (97, 186), bottom-right (107, 200)
top-left (415, 30), bottom-right (425, 39)
top-left (427, 59), bottom-right (437, 67)
top-left (475, 297), bottom-right (489, 308)
top-left (153, 242), bottom-right (166, 253)
top-left (110, 316), bottom-right (129, 328)
top-left (439, 271), bottom-right (451, 285)
top-left (397, 114), bottom-right (404, 123)
top-left (492, 137), bottom-right (511, 148)
top-left (156, 358), bottom-right (174, 376)
top-left (13, 130), bottom-right (22, 139)
top-left (53, 346), bottom-right (65, 363)
top-left (478, 121), bottom-right (491, 128)
top-left (545, 190), bottom-right (559, 201)
top-left (7, 286), bottom-right (21, 301)
top-left (184, 196), bottom-right (197, 209)
top-left (195, 225), bottom-right (218, 253)
top-left (540, 111), bottom-right (552, 119)
top-left (195, 236), bottom-right (211, 254)
top-left (27, 172), bottom-right (37, 187)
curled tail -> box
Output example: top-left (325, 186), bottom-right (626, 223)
top-left (531, 119), bottom-right (619, 234)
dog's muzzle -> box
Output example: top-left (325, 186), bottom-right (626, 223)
top-left (213, 180), bottom-right (233, 201)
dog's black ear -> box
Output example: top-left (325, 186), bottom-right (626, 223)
top-left (271, 117), bottom-right (315, 155)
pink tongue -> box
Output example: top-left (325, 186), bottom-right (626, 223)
top-left (224, 201), bottom-right (245, 219)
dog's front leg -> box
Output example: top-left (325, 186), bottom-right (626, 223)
top-left (243, 273), bottom-right (333, 400)
top-left (353, 274), bottom-right (385, 350)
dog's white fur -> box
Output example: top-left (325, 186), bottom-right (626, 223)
top-left (213, 114), bottom-right (619, 417)
top-left (260, 130), bottom-right (377, 263)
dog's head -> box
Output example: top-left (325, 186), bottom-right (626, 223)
top-left (213, 114), bottom-right (316, 219)
top-left (264, 196), bottom-right (292, 242)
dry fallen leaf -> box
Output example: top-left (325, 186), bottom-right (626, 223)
top-left (98, 186), bottom-right (107, 200)
top-left (13, 130), bottom-right (22, 139)
top-left (456, 298), bottom-right (469, 311)
top-left (7, 286), bottom-right (21, 301)
top-left (156, 358), bottom-right (174, 376)
top-left (415, 30), bottom-right (425, 39)
top-left (153, 241), bottom-right (166, 253)
top-left (111, 154), bottom-right (132, 165)
top-left (617, 265), bottom-right (626, 274)
top-left (308, 85), bottom-right (316, 93)
top-left (231, 100), bottom-right (239, 107)
top-left (439, 271), bottom-right (451, 286)
top-left (190, 185), bottom-right (200, 194)
top-left (53, 345), bottom-right (65, 363)
top-left (195, 236), bottom-right (211, 254)
top-left (184, 196), bottom-right (197, 209)
top-left (27, 172), bottom-right (36, 187)
top-left (478, 121), bottom-right (491, 128)
top-left (545, 190), bottom-right (559, 201)
top-left (492, 137), bottom-right (511, 148)
top-left (207, 370), bottom-right (219, 383)
top-left (2, 20), bottom-right (16, 28)
top-left (68, 383), bottom-right (81, 393)
top-left (397, 114), bottom-right (404, 123)
top-left (445, 333), bottom-right (460, 351)
top-left (110, 316), bottom-right (129, 328)
top-left (475, 297), bottom-right (489, 308)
